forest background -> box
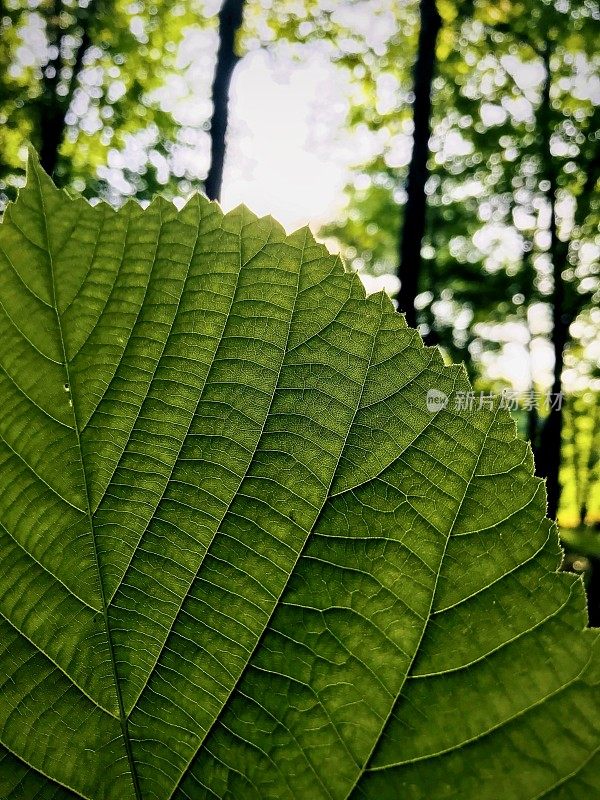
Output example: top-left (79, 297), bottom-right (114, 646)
top-left (0, 0), bottom-right (598, 619)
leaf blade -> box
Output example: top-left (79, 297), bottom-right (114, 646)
top-left (0, 153), bottom-right (597, 800)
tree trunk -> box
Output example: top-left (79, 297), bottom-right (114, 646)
top-left (581, 408), bottom-right (600, 628)
top-left (396, 0), bottom-right (441, 328)
top-left (587, 556), bottom-right (600, 628)
top-left (581, 404), bottom-right (600, 527)
top-left (38, 1), bottom-right (95, 181)
top-left (537, 304), bottom-right (567, 520)
top-left (204, 0), bottom-right (245, 202)
top-left (523, 245), bottom-right (539, 455)
top-left (536, 43), bottom-right (568, 521)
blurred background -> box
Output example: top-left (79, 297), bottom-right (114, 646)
top-left (0, 0), bottom-right (598, 620)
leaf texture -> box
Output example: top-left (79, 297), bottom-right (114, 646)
top-left (0, 154), bottom-right (598, 800)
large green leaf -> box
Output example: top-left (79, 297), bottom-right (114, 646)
top-left (0, 154), bottom-right (598, 800)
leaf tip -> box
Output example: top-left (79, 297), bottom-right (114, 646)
top-left (24, 144), bottom-right (45, 180)
top-left (22, 143), bottom-right (61, 198)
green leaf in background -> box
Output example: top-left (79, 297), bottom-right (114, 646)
top-left (0, 153), bottom-right (598, 800)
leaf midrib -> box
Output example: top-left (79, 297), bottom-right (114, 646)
top-left (35, 166), bottom-right (143, 800)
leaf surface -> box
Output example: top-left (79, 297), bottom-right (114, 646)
top-left (0, 155), bottom-right (598, 800)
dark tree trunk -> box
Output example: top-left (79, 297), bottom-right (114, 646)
top-left (522, 246), bottom-right (539, 456)
top-left (587, 556), bottom-right (600, 628)
top-left (536, 44), bottom-right (567, 521)
top-left (527, 406), bottom-right (538, 449)
top-left (536, 274), bottom-right (567, 520)
top-left (204, 0), bottom-right (245, 202)
top-left (396, 0), bottom-right (441, 328)
top-left (38, 0), bottom-right (65, 176)
top-left (582, 408), bottom-right (600, 628)
top-left (581, 404), bottom-right (600, 527)
top-left (38, 1), bottom-right (95, 181)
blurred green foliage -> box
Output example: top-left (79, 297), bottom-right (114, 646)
top-left (0, 0), bottom-right (213, 201)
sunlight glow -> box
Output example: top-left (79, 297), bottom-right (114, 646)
top-left (221, 47), bottom-right (352, 232)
